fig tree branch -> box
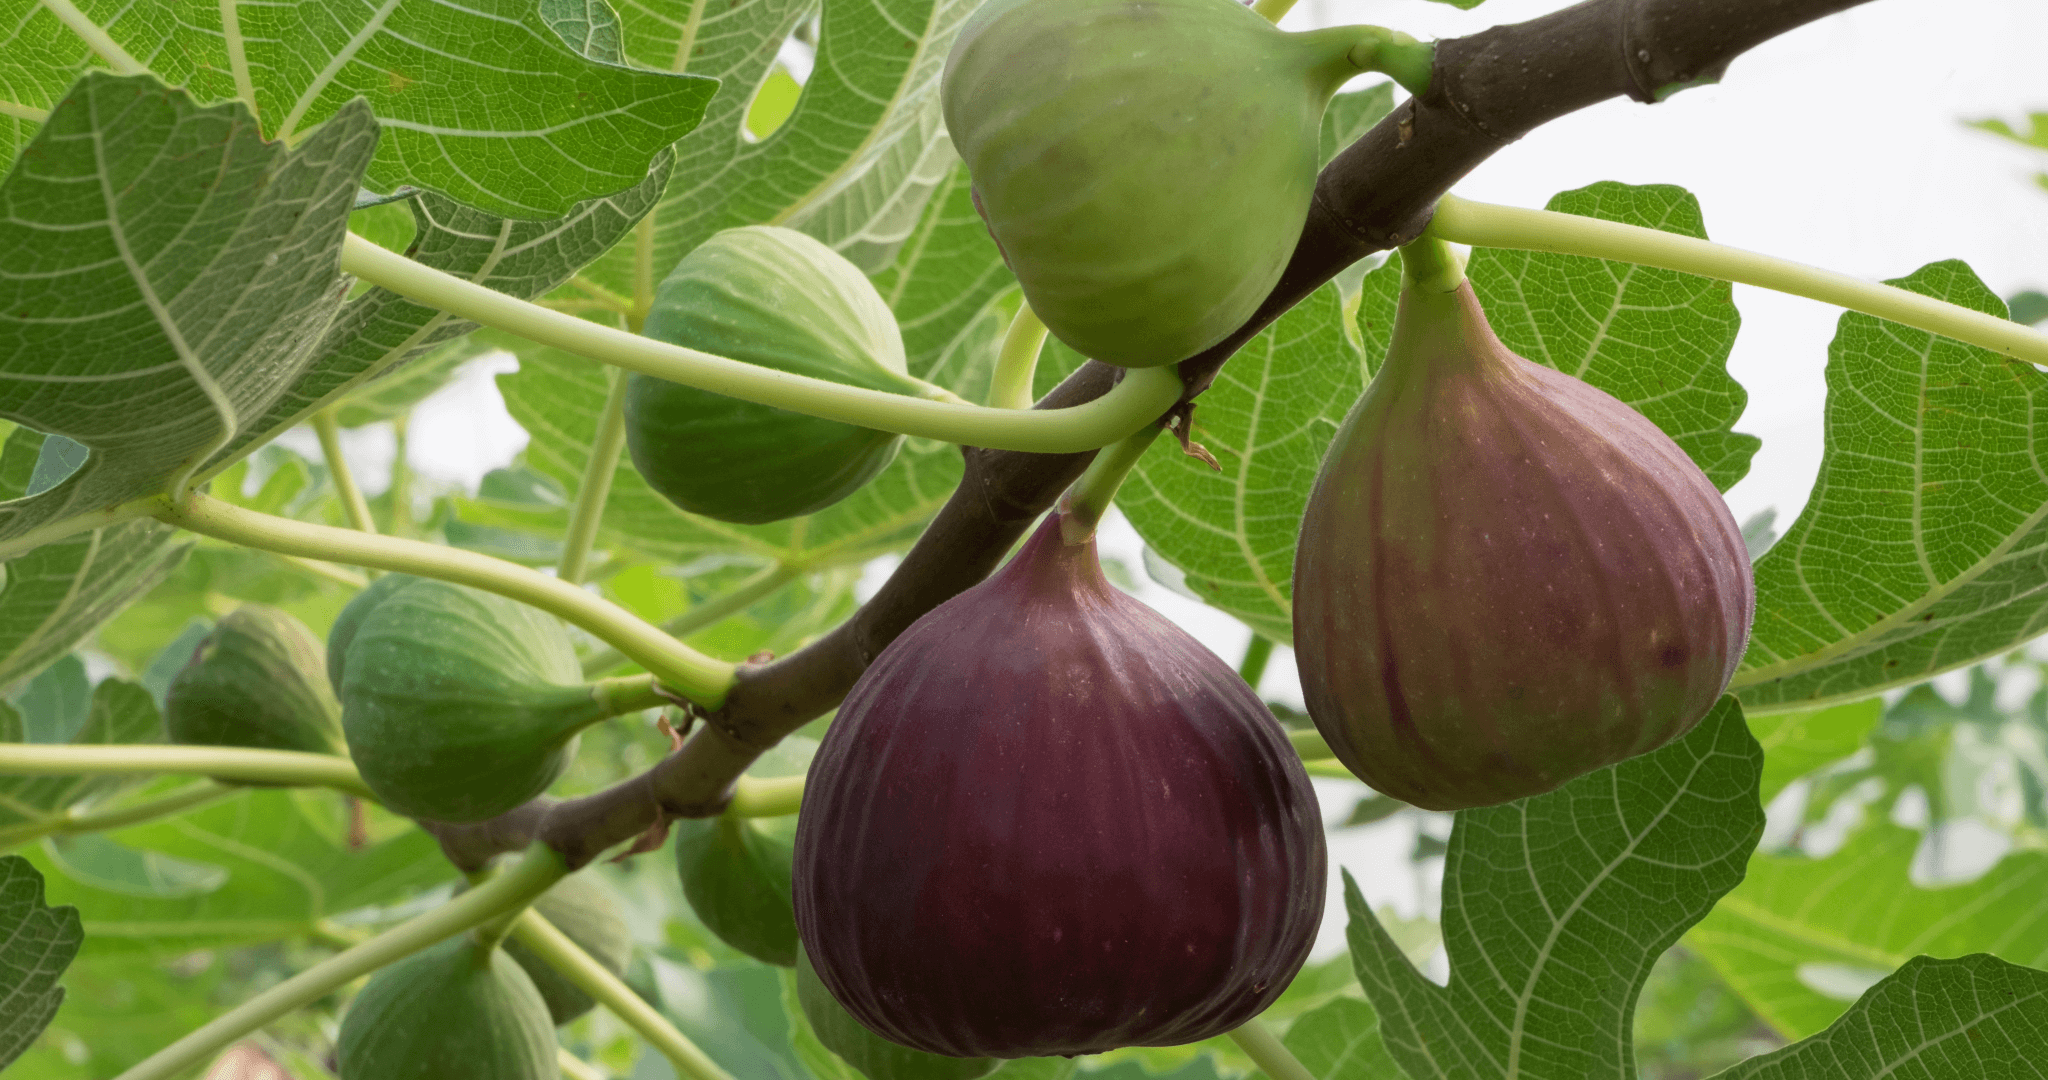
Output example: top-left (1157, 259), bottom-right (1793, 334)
top-left (420, 0), bottom-right (1877, 871)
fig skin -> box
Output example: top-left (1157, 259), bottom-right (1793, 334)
top-left (794, 513), bottom-right (1325, 1058)
top-left (1292, 274), bottom-right (1755, 811)
top-left (626, 226), bottom-right (925, 525)
top-left (165, 605), bottom-right (346, 759)
top-left (335, 935), bottom-right (555, 1080)
top-left (942, 0), bottom-right (1369, 367)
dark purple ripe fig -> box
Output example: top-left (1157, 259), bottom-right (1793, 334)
top-left (1292, 265), bottom-right (1755, 812)
top-left (794, 513), bottom-right (1325, 1058)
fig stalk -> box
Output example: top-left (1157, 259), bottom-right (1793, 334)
top-left (1058, 423), bottom-right (1162, 543)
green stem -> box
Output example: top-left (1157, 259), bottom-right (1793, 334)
top-left (512, 909), bottom-right (736, 1080)
top-left (580, 563), bottom-right (800, 677)
top-left (558, 1049), bottom-right (607, 1080)
top-left (312, 409), bottom-right (378, 535)
top-left (1288, 726), bottom-right (1334, 762)
top-left (389, 413), bottom-right (414, 538)
top-left (988, 303), bottom-right (1048, 409)
top-left (728, 775), bottom-right (804, 818)
top-left (1345, 30), bottom-right (1434, 97)
top-left (1058, 424), bottom-right (1163, 543)
top-left (1239, 636), bottom-right (1275, 690)
top-left (1228, 1018), bottom-right (1315, 1080)
top-left (1399, 235), bottom-right (1467, 294)
top-left (1250, 0), bottom-right (1295, 22)
top-left (590, 673), bottom-right (671, 717)
top-left (0, 744), bottom-right (374, 798)
top-left (153, 492), bottom-right (737, 708)
top-left (559, 368), bottom-right (632, 585)
top-left (273, 553), bottom-right (368, 589)
top-left (114, 845), bottom-right (567, 1080)
top-left (1426, 194), bottom-right (2048, 367)
top-left (339, 233), bottom-right (1182, 454)
top-left (0, 780), bottom-right (235, 850)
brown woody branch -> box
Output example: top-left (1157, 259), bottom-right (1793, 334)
top-left (427, 0), bottom-right (1873, 872)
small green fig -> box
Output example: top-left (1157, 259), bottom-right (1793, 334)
top-left (1292, 260), bottom-right (1755, 811)
top-left (674, 814), bottom-right (799, 966)
top-left (942, 0), bottom-right (1383, 367)
top-left (164, 605), bottom-right (345, 758)
top-left (336, 935), bottom-right (554, 1080)
top-left (627, 226), bottom-right (928, 525)
top-left (500, 875), bottom-right (635, 1025)
top-left (333, 577), bottom-right (659, 822)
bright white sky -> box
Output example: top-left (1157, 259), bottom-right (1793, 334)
top-left (312, 0), bottom-right (2048, 954)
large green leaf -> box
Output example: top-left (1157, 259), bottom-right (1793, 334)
top-left (1746, 698), bottom-right (1885, 804)
top-left (0, 0), bottom-right (714, 218)
top-left (23, 788), bottom-right (447, 954)
top-left (0, 73), bottom-right (373, 550)
top-left (1276, 997), bottom-right (1400, 1080)
top-left (1688, 821), bottom-right (2048, 1040)
top-left (1717, 954), bottom-right (2048, 1078)
top-left (871, 162), bottom-right (1016, 401)
top-left (1733, 262), bottom-right (2048, 710)
top-left (1346, 698), bottom-right (1765, 1079)
top-left (0, 855), bottom-right (80, 1069)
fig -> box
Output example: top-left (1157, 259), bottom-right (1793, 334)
top-left (336, 935), bottom-right (555, 1080)
top-left (164, 605), bottom-right (346, 758)
top-left (795, 948), bottom-right (999, 1080)
top-left (674, 813), bottom-right (799, 966)
top-left (793, 513), bottom-right (1325, 1057)
top-left (1291, 259), bottom-right (1754, 811)
top-left (503, 874), bottom-right (634, 1025)
top-left (942, 0), bottom-right (1380, 367)
top-left (626, 226), bottom-right (926, 524)
top-left (333, 576), bottom-right (658, 822)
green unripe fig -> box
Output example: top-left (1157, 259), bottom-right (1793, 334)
top-left (334, 577), bottom-right (661, 822)
top-left (626, 226), bottom-right (928, 525)
top-left (502, 874), bottom-right (635, 1025)
top-left (336, 935), bottom-right (555, 1080)
top-left (796, 948), bottom-right (999, 1080)
top-left (674, 814), bottom-right (799, 966)
top-left (164, 605), bottom-right (346, 758)
top-left (942, 0), bottom-right (1384, 367)
top-left (326, 571), bottom-right (416, 698)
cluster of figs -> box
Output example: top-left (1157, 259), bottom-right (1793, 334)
top-left (161, 0), bottom-right (1754, 1069)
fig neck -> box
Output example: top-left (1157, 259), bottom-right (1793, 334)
top-left (1376, 277), bottom-right (1518, 390)
top-left (997, 514), bottom-right (1120, 605)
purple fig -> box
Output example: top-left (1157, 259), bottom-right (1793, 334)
top-left (793, 513), bottom-right (1325, 1058)
top-left (1292, 268), bottom-right (1754, 812)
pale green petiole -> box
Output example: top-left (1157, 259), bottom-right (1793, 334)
top-left (513, 910), bottom-right (736, 1080)
top-left (152, 491), bottom-right (738, 708)
top-left (728, 775), bottom-right (805, 818)
top-left (1426, 194), bottom-right (2048, 367)
top-left (112, 845), bottom-right (568, 1080)
top-left (339, 234), bottom-right (1182, 454)
top-left (312, 408), bottom-right (378, 534)
top-left (0, 744), bottom-right (375, 798)
top-left (0, 780), bottom-right (235, 850)
top-left (988, 303), bottom-right (1049, 409)
top-left (1228, 1018), bottom-right (1317, 1080)
top-left (558, 367), bottom-right (632, 585)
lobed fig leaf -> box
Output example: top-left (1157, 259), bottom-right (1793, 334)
top-left (332, 576), bottom-right (645, 822)
top-left (795, 947), bottom-right (999, 1080)
top-left (942, 0), bottom-right (1375, 367)
top-left (336, 935), bottom-right (555, 1080)
top-left (626, 226), bottom-right (926, 525)
top-left (674, 813), bottom-right (800, 967)
top-left (1292, 267), bottom-right (1755, 811)
top-left (794, 513), bottom-right (1326, 1057)
top-left (164, 605), bottom-right (346, 759)
top-left (494, 874), bottom-right (635, 1025)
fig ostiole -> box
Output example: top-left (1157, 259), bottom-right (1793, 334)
top-left (336, 934), bottom-right (555, 1080)
top-left (332, 576), bottom-right (669, 823)
top-left (794, 513), bottom-right (1325, 1058)
top-left (1291, 240), bottom-right (1755, 811)
top-left (627, 225), bottom-right (936, 525)
top-left (165, 604), bottom-right (346, 761)
top-left (942, 0), bottom-right (1420, 367)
